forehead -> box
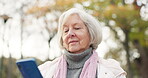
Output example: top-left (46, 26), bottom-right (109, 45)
top-left (63, 14), bottom-right (84, 27)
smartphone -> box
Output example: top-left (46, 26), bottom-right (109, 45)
top-left (16, 58), bottom-right (43, 78)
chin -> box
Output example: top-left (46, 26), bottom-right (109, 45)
top-left (69, 50), bottom-right (82, 54)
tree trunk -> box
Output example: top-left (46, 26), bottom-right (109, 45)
top-left (133, 40), bottom-right (148, 78)
top-left (0, 56), bottom-right (4, 78)
top-left (7, 55), bottom-right (12, 78)
top-left (123, 30), bottom-right (133, 78)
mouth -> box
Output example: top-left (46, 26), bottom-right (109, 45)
top-left (68, 40), bottom-right (78, 44)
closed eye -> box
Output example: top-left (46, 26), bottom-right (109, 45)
top-left (75, 27), bottom-right (81, 30)
top-left (64, 29), bottom-right (69, 33)
top-left (63, 27), bottom-right (69, 33)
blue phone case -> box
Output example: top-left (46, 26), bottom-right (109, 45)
top-left (16, 58), bottom-right (43, 78)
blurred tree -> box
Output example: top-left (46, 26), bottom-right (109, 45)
top-left (92, 0), bottom-right (148, 78)
top-left (0, 15), bottom-right (12, 78)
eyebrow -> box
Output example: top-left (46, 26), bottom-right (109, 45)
top-left (63, 22), bottom-right (82, 27)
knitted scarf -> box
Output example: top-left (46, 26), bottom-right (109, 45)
top-left (53, 51), bottom-right (98, 78)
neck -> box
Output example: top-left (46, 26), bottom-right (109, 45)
top-left (64, 47), bottom-right (93, 69)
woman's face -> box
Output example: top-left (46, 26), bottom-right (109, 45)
top-left (62, 14), bottom-right (91, 54)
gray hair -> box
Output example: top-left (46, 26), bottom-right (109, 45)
top-left (57, 8), bottom-right (102, 50)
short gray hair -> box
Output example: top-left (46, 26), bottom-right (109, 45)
top-left (57, 8), bottom-right (102, 50)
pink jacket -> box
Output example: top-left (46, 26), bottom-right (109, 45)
top-left (39, 55), bottom-right (126, 78)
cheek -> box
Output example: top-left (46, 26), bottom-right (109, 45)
top-left (81, 37), bottom-right (90, 45)
top-left (62, 36), bottom-right (68, 47)
top-left (82, 33), bottom-right (91, 45)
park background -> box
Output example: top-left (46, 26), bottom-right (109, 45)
top-left (0, 0), bottom-right (147, 78)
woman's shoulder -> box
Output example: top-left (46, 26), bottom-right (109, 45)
top-left (98, 57), bottom-right (126, 77)
top-left (99, 58), bottom-right (121, 67)
top-left (38, 57), bottom-right (59, 69)
top-left (38, 57), bottom-right (61, 77)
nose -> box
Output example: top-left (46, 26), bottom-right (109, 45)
top-left (67, 29), bottom-right (75, 38)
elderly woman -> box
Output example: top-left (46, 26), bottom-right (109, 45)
top-left (39, 8), bottom-right (126, 78)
